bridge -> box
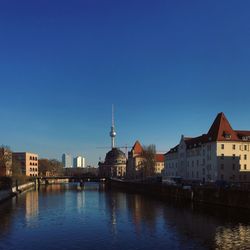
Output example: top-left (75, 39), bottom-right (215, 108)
top-left (35, 176), bottom-right (106, 186)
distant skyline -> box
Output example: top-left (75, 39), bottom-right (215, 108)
top-left (0, 1), bottom-right (250, 165)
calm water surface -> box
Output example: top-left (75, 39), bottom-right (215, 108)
top-left (0, 183), bottom-right (250, 250)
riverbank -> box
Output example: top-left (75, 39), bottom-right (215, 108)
top-left (0, 182), bottom-right (35, 204)
top-left (108, 179), bottom-right (250, 209)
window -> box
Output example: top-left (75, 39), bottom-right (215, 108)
top-left (244, 164), bottom-right (247, 170)
top-left (232, 154), bottom-right (236, 160)
top-left (244, 145), bottom-right (247, 151)
top-left (233, 144), bottom-right (236, 150)
top-left (221, 164), bottom-right (224, 170)
top-left (221, 154), bottom-right (224, 160)
top-left (221, 144), bottom-right (224, 149)
top-left (244, 155), bottom-right (247, 160)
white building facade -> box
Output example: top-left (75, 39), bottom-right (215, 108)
top-left (62, 153), bottom-right (72, 168)
top-left (73, 156), bottom-right (85, 168)
top-left (165, 113), bottom-right (250, 183)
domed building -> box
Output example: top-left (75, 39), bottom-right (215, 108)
top-left (98, 106), bottom-right (127, 178)
top-left (99, 148), bottom-right (127, 178)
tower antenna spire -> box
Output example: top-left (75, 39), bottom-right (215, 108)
top-left (110, 105), bottom-right (116, 149)
top-left (112, 104), bottom-right (115, 127)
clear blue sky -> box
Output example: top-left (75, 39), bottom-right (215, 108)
top-left (0, 0), bottom-right (250, 165)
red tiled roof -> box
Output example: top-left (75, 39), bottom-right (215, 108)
top-left (207, 112), bottom-right (238, 141)
top-left (155, 154), bottom-right (164, 162)
top-left (132, 140), bottom-right (143, 154)
top-left (235, 130), bottom-right (250, 136)
top-left (166, 112), bottom-right (250, 155)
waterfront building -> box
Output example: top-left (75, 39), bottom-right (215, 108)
top-left (164, 112), bottom-right (250, 183)
top-left (12, 152), bottom-right (38, 177)
top-left (98, 106), bottom-right (127, 178)
top-left (98, 148), bottom-right (127, 178)
top-left (0, 147), bottom-right (12, 177)
top-left (62, 153), bottom-right (72, 168)
top-left (73, 156), bottom-right (85, 168)
top-left (126, 140), bottom-right (165, 179)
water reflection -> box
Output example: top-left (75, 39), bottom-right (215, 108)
top-left (0, 200), bottom-right (13, 238)
top-left (0, 183), bottom-right (250, 250)
top-left (25, 191), bottom-right (39, 224)
top-left (76, 191), bottom-right (85, 213)
top-left (215, 225), bottom-right (250, 249)
top-left (104, 188), bottom-right (250, 249)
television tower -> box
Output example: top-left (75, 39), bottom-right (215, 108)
top-left (110, 105), bottom-right (116, 149)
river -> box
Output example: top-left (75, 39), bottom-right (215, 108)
top-left (0, 182), bottom-right (250, 250)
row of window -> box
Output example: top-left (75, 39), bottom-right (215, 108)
top-left (30, 162), bottom-right (38, 166)
top-left (221, 164), bottom-right (248, 170)
top-left (187, 171), bottom-right (203, 178)
top-left (30, 168), bottom-right (38, 172)
top-left (156, 163), bottom-right (164, 166)
top-left (221, 154), bottom-right (247, 160)
top-left (221, 144), bottom-right (248, 150)
top-left (29, 156), bottom-right (38, 161)
top-left (30, 174), bottom-right (38, 177)
top-left (221, 174), bottom-right (249, 181)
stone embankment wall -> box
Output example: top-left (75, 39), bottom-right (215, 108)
top-left (12, 182), bottom-right (35, 193)
top-left (0, 182), bottom-right (35, 203)
top-left (108, 179), bottom-right (250, 209)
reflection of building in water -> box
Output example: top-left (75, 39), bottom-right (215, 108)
top-left (104, 191), bottom-right (128, 235)
top-left (25, 191), bottom-right (39, 222)
top-left (76, 191), bottom-right (85, 213)
top-left (127, 194), bottom-right (159, 235)
top-left (215, 225), bottom-right (250, 249)
top-left (160, 202), bottom-right (250, 249)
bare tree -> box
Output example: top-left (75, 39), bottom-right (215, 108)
top-left (0, 145), bottom-right (12, 176)
top-left (12, 158), bottom-right (22, 176)
top-left (141, 144), bottom-right (156, 179)
top-left (39, 159), bottom-right (63, 176)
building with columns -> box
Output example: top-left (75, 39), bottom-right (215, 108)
top-left (164, 112), bottom-right (250, 183)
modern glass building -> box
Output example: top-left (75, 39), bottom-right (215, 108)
top-left (62, 153), bottom-right (72, 168)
